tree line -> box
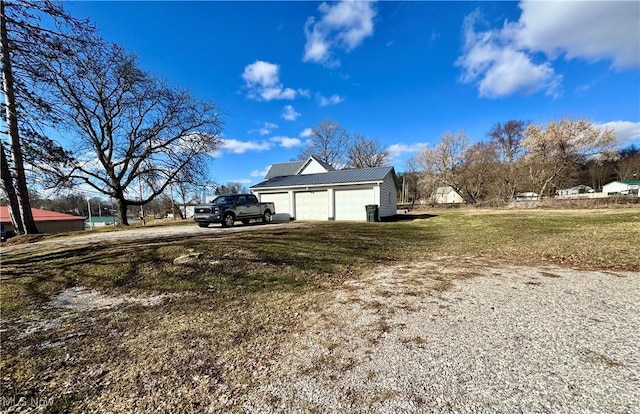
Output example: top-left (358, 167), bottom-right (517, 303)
top-left (295, 117), bottom-right (637, 205)
top-left (406, 120), bottom-right (638, 204)
top-left (1, 0), bottom-right (223, 232)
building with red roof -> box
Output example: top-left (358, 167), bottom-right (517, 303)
top-left (0, 206), bottom-right (86, 235)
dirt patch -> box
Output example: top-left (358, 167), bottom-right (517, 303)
top-left (49, 286), bottom-right (171, 311)
top-left (12, 287), bottom-right (175, 340)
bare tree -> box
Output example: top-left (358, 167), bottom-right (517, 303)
top-left (488, 120), bottom-right (527, 202)
top-left (586, 159), bottom-right (611, 191)
top-left (40, 41), bottom-right (223, 225)
top-left (401, 156), bottom-right (426, 203)
top-left (346, 133), bottom-right (390, 168)
top-left (458, 141), bottom-right (499, 204)
top-left (1, 0), bottom-right (91, 234)
top-left (0, 142), bottom-right (23, 233)
top-left (615, 145), bottom-right (640, 180)
top-left (171, 168), bottom-right (206, 219)
top-left (415, 131), bottom-right (473, 202)
top-left (215, 182), bottom-right (248, 195)
top-left (299, 118), bottom-right (349, 168)
top-left (522, 119), bottom-right (617, 197)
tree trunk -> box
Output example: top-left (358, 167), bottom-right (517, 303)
top-left (1, 0), bottom-right (37, 234)
top-left (0, 142), bottom-right (24, 233)
top-left (118, 199), bottom-right (130, 226)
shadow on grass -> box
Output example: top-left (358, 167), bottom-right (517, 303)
top-left (2, 222), bottom-right (444, 313)
top-left (384, 213), bottom-right (437, 222)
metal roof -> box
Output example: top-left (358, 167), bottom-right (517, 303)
top-left (435, 186), bottom-right (456, 195)
top-left (264, 156), bottom-right (336, 180)
top-left (252, 166), bottom-right (395, 189)
top-left (0, 206), bottom-right (86, 222)
top-left (264, 160), bottom-right (306, 180)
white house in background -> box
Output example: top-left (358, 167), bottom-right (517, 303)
top-left (557, 184), bottom-right (594, 196)
top-left (251, 157), bottom-right (397, 221)
top-left (515, 192), bottom-right (540, 201)
top-left (264, 156), bottom-right (335, 180)
top-left (432, 186), bottom-right (464, 204)
top-left (602, 180), bottom-right (640, 196)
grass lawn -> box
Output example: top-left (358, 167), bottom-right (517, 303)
top-left (1, 208), bottom-right (638, 412)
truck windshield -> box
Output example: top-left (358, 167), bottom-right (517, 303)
top-left (211, 196), bottom-right (232, 204)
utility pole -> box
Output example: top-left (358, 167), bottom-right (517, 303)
top-left (138, 177), bottom-right (144, 224)
top-left (86, 197), bottom-right (94, 229)
top-left (169, 181), bottom-right (176, 219)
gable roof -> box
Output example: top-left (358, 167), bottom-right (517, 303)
top-left (301, 156), bottom-right (335, 173)
top-left (0, 206), bottom-right (86, 223)
top-left (435, 186), bottom-right (457, 195)
top-left (252, 166), bottom-right (395, 189)
top-left (264, 160), bottom-right (306, 180)
top-left (263, 155), bottom-right (335, 180)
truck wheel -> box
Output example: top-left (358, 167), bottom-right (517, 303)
top-left (222, 213), bottom-right (235, 227)
top-left (197, 222), bottom-right (209, 228)
top-left (262, 210), bottom-right (272, 223)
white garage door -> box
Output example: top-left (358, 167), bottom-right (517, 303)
top-left (295, 191), bottom-right (328, 220)
top-left (259, 192), bottom-right (290, 215)
top-left (335, 188), bottom-right (375, 221)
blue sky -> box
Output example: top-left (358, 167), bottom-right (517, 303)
top-left (64, 0), bottom-right (640, 187)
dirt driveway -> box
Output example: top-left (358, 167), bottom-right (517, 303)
top-left (0, 221), bottom-right (307, 254)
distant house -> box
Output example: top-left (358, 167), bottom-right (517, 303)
top-left (0, 206), bottom-right (86, 235)
top-left (432, 186), bottom-right (464, 204)
top-left (557, 185), bottom-right (594, 196)
top-left (515, 192), bottom-right (540, 201)
top-left (602, 180), bottom-right (640, 196)
top-left (251, 156), bottom-right (397, 221)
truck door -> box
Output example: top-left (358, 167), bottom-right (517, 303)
top-left (236, 195), bottom-right (248, 217)
top-left (245, 195), bottom-right (261, 216)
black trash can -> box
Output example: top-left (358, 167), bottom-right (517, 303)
top-left (365, 204), bottom-right (378, 222)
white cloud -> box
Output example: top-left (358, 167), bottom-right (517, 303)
top-left (271, 136), bottom-right (303, 149)
top-left (456, 10), bottom-right (561, 99)
top-left (300, 128), bottom-right (313, 138)
top-left (428, 31), bottom-right (440, 48)
top-left (251, 166), bottom-right (271, 178)
top-left (218, 138), bottom-right (271, 155)
top-left (303, 0), bottom-right (377, 67)
top-left (281, 105), bottom-right (301, 121)
top-left (515, 1), bottom-right (639, 69)
top-left (242, 61), bottom-right (302, 101)
top-left (249, 122), bottom-right (278, 136)
top-left (317, 94), bottom-right (344, 106)
top-left (388, 143), bottom-right (429, 156)
top-left (456, 1), bottom-right (639, 99)
top-left (598, 121), bottom-right (640, 145)
top-left (228, 178), bottom-right (253, 185)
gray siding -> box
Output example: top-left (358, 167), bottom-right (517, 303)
top-left (378, 172), bottom-right (398, 217)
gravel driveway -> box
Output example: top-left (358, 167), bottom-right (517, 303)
top-left (0, 221), bottom-right (307, 254)
top-left (244, 259), bottom-right (639, 413)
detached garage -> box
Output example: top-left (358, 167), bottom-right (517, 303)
top-left (251, 165), bottom-right (397, 221)
top-left (0, 206), bottom-right (86, 234)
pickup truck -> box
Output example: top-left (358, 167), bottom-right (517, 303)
top-left (193, 194), bottom-right (275, 227)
